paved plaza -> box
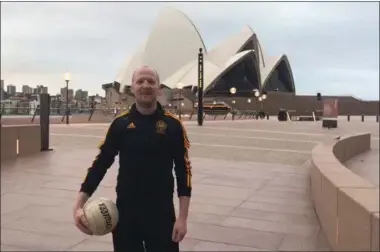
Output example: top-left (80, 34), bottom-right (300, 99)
top-left (1, 119), bottom-right (379, 251)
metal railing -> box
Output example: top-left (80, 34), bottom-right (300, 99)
top-left (0, 106), bottom-right (267, 123)
top-left (2, 105), bottom-right (378, 124)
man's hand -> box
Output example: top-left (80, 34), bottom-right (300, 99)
top-left (73, 192), bottom-right (92, 235)
top-left (172, 217), bottom-right (187, 242)
top-left (73, 207), bottom-right (93, 235)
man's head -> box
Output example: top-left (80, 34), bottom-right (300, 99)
top-left (131, 66), bottom-right (162, 108)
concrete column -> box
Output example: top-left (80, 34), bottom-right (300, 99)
top-left (40, 93), bottom-right (52, 151)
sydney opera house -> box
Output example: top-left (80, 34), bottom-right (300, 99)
top-left (103, 7), bottom-right (378, 116)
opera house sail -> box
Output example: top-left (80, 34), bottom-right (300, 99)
top-left (114, 7), bottom-right (295, 103)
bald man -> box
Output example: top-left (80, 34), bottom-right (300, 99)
top-left (73, 66), bottom-right (192, 252)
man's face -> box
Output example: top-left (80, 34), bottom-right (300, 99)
top-left (131, 67), bottom-right (161, 107)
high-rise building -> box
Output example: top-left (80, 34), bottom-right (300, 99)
top-left (75, 89), bottom-right (89, 100)
top-left (7, 85), bottom-right (16, 96)
top-left (35, 85), bottom-right (48, 94)
top-left (60, 87), bottom-right (74, 100)
top-left (22, 85), bottom-right (33, 94)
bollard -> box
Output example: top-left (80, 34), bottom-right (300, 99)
top-left (267, 114), bottom-right (269, 120)
top-left (347, 114), bottom-right (350, 121)
top-left (40, 93), bottom-right (52, 151)
top-left (361, 114), bottom-right (364, 122)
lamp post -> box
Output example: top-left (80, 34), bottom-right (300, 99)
top-left (176, 83), bottom-right (183, 120)
top-left (229, 87), bottom-right (237, 120)
top-left (229, 87), bottom-right (237, 107)
top-left (197, 48), bottom-right (204, 126)
top-left (64, 72), bottom-right (70, 125)
top-left (257, 91), bottom-right (267, 119)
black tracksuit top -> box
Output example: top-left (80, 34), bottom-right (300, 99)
top-left (80, 102), bottom-right (192, 209)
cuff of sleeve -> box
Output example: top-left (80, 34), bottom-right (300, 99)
top-left (80, 184), bottom-right (94, 197)
top-left (177, 188), bottom-right (191, 197)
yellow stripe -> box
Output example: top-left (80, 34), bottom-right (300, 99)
top-left (184, 150), bottom-right (191, 188)
top-left (164, 111), bottom-right (190, 148)
top-left (164, 111), bottom-right (192, 188)
top-left (83, 110), bottom-right (130, 185)
top-left (97, 140), bottom-right (104, 149)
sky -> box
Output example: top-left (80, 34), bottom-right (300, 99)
top-left (1, 1), bottom-right (379, 100)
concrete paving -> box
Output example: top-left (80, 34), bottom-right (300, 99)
top-left (1, 119), bottom-right (379, 251)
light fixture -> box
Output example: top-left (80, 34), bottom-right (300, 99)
top-left (229, 87), bottom-right (237, 94)
top-left (262, 94), bottom-right (267, 100)
top-left (253, 89), bottom-right (260, 97)
top-left (232, 100), bottom-right (236, 104)
top-left (258, 97), bottom-right (262, 102)
top-left (247, 98), bottom-right (251, 103)
top-left (63, 72), bottom-right (71, 125)
top-left (181, 102), bottom-right (184, 107)
top-left (213, 101), bottom-right (216, 105)
top-left (64, 72), bottom-right (71, 81)
top-left (169, 103), bottom-right (172, 107)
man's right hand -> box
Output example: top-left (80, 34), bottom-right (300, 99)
top-left (73, 192), bottom-right (92, 235)
top-left (73, 207), bottom-right (93, 235)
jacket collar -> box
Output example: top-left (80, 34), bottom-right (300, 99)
top-left (129, 101), bottom-right (164, 117)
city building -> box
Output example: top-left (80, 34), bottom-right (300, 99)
top-left (6, 85), bottom-right (16, 96)
top-left (34, 85), bottom-right (48, 94)
top-left (75, 89), bottom-right (89, 101)
top-left (22, 85), bottom-right (34, 94)
top-left (60, 87), bottom-right (74, 101)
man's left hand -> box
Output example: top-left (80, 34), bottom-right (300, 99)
top-left (172, 217), bottom-right (187, 242)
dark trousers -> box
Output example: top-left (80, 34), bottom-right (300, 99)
top-left (112, 198), bottom-right (179, 252)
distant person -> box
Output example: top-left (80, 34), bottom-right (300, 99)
top-left (73, 66), bottom-right (192, 252)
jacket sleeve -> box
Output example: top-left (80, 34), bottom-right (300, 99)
top-left (173, 121), bottom-right (192, 197)
top-left (80, 119), bottom-right (120, 197)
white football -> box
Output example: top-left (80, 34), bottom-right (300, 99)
top-left (83, 197), bottom-right (119, 236)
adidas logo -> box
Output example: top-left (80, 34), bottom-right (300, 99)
top-left (127, 122), bottom-right (136, 129)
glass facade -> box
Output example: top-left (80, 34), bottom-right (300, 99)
top-left (205, 56), bottom-right (259, 97)
top-left (262, 60), bottom-right (293, 92)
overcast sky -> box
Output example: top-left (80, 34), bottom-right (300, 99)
top-left (1, 2), bottom-right (379, 100)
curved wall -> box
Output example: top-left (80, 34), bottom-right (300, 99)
top-left (310, 133), bottom-right (379, 251)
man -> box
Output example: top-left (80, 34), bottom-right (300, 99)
top-left (73, 66), bottom-right (192, 252)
